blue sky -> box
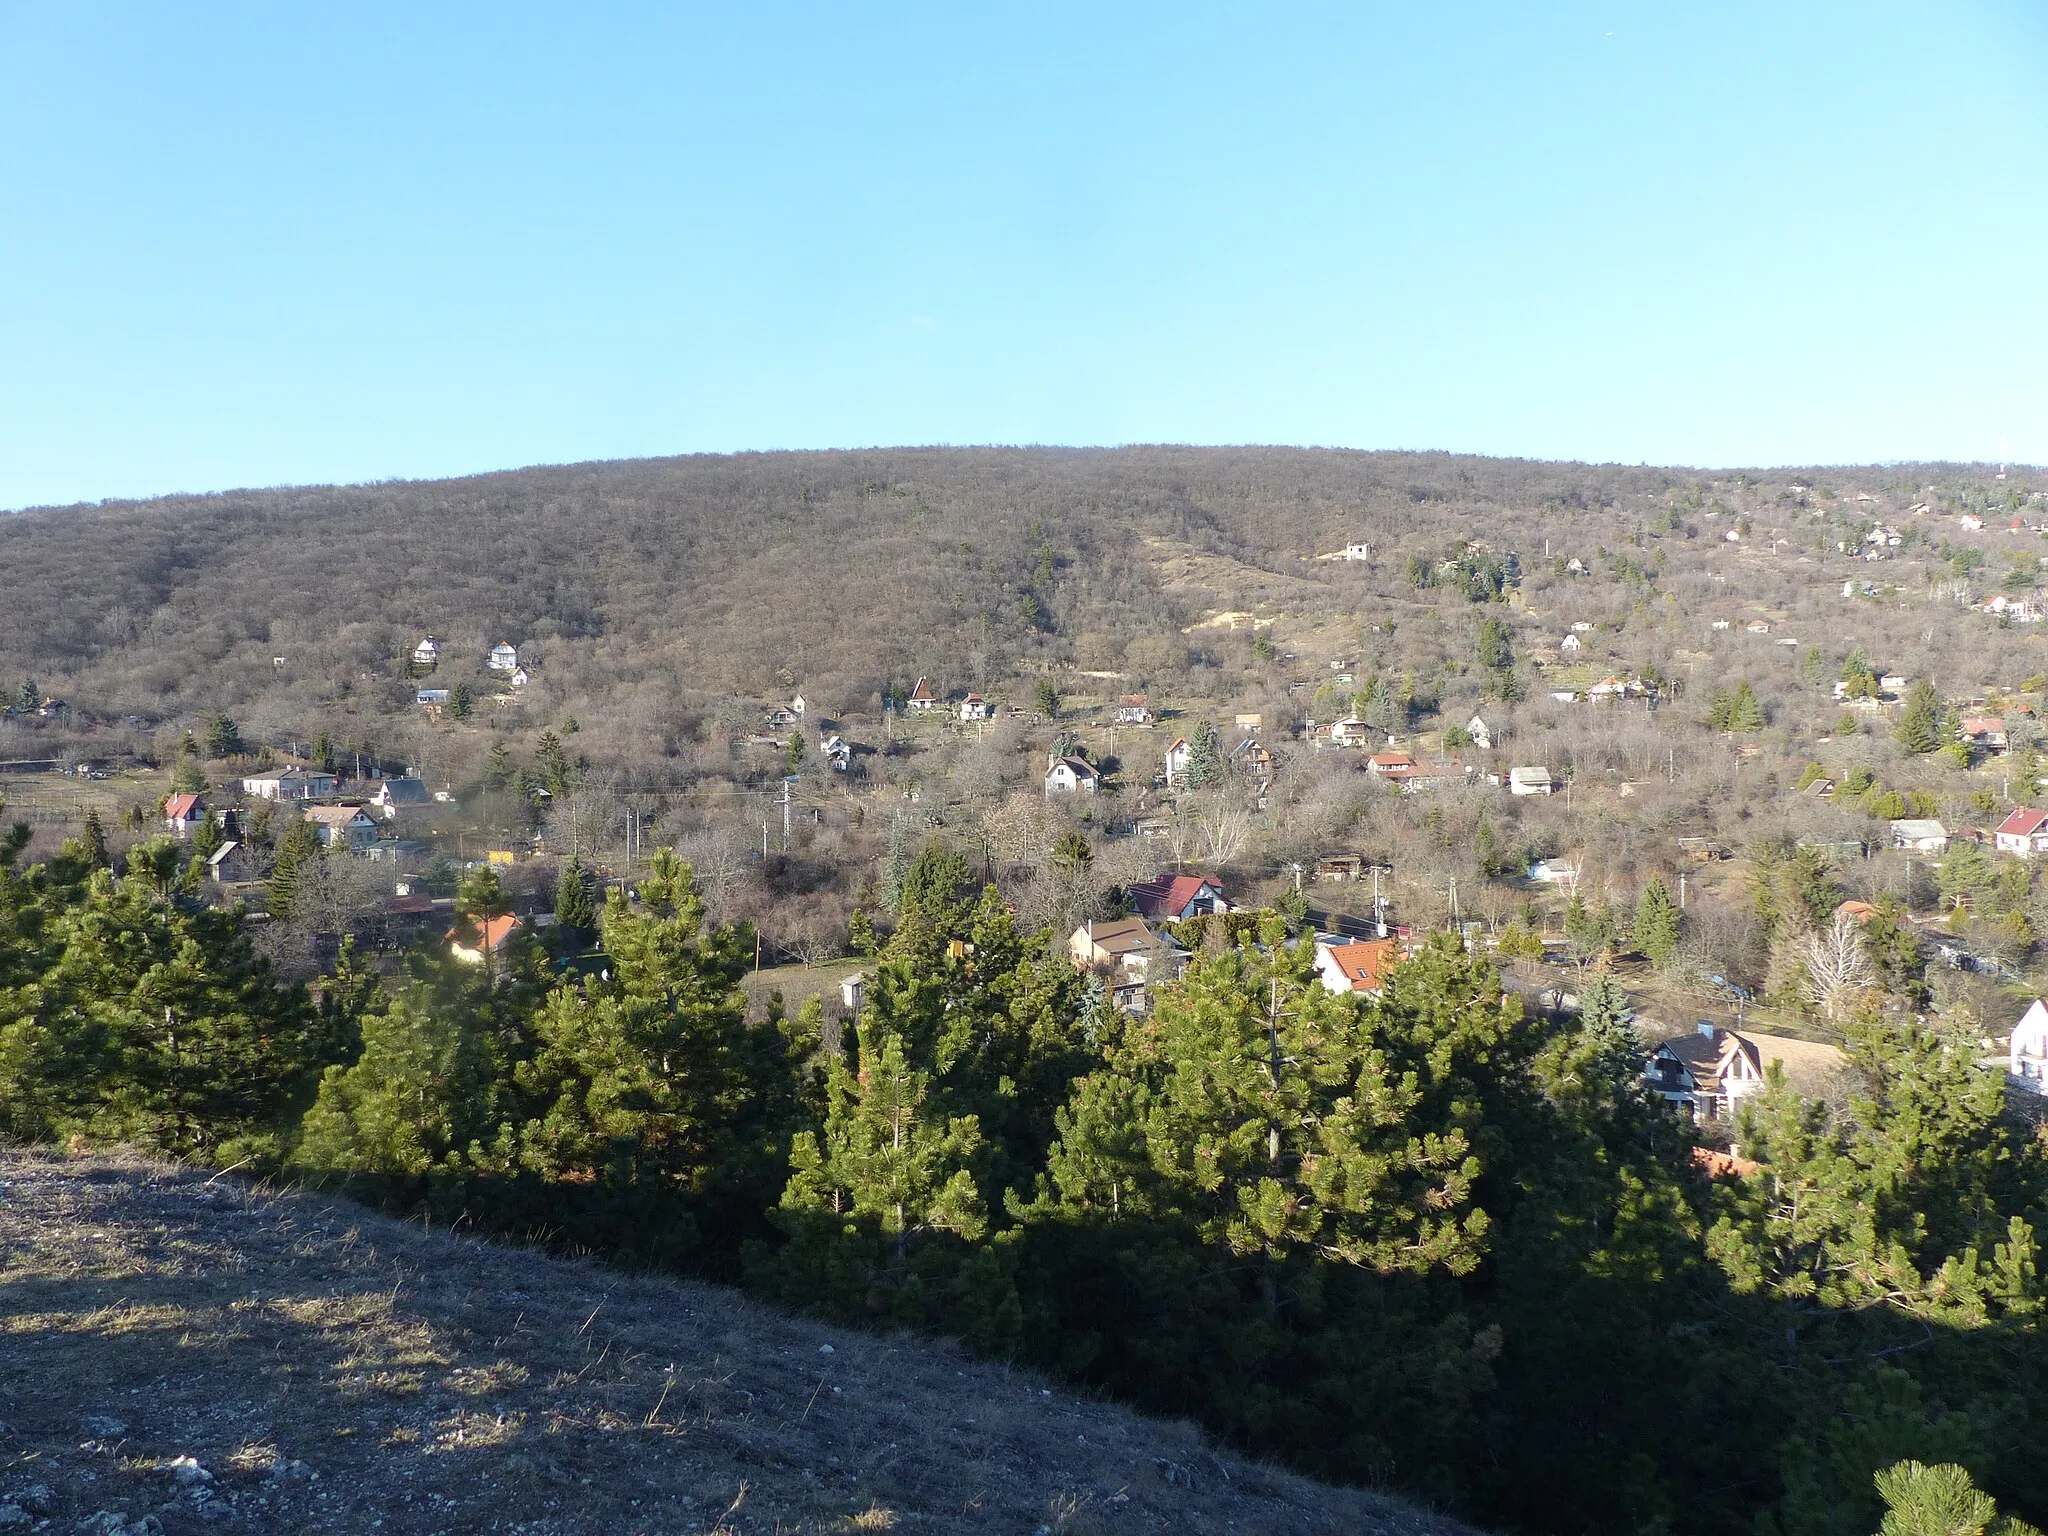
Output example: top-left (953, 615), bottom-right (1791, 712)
top-left (2, 2), bottom-right (2044, 509)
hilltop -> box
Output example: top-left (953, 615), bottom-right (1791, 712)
top-left (0, 1150), bottom-right (1475, 1536)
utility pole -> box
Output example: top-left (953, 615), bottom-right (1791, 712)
top-left (781, 776), bottom-right (795, 850)
top-left (1679, 872), bottom-right (1687, 910)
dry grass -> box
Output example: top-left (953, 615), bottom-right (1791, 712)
top-left (0, 1149), bottom-right (1480, 1535)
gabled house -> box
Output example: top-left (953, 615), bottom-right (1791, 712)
top-left (302, 805), bottom-right (379, 851)
top-left (1316, 854), bottom-right (1363, 883)
top-left (1127, 874), bottom-right (1231, 922)
top-left (1068, 917), bottom-right (1191, 1012)
top-left (1648, 1024), bottom-right (1846, 1119)
top-left (1508, 766), bottom-right (1554, 796)
top-left (164, 793), bottom-right (207, 836)
top-left (1314, 937), bottom-right (1400, 996)
top-left (1960, 717), bottom-right (2010, 753)
top-left (906, 677), bottom-right (937, 712)
top-left (1559, 633), bottom-right (1582, 654)
top-left (411, 636), bottom-right (441, 668)
top-left (372, 777), bottom-right (433, 817)
top-left (1745, 620), bottom-right (1771, 634)
top-left (959, 692), bottom-right (993, 723)
top-left (1995, 807), bottom-right (2048, 858)
top-left (1229, 737), bottom-right (1274, 777)
top-left (205, 840), bottom-right (257, 884)
top-left (242, 767), bottom-right (337, 802)
top-left (1327, 716), bottom-right (1373, 748)
top-left (820, 733), bottom-right (853, 772)
top-left (1113, 694), bottom-right (1153, 725)
top-left (449, 914), bottom-right (524, 966)
top-left (488, 643), bottom-right (520, 672)
top-left (1342, 542), bottom-right (1371, 561)
top-left (1366, 751), bottom-right (1416, 778)
top-left (2009, 999), bottom-right (2048, 1092)
top-left (1044, 756), bottom-right (1100, 795)
top-left (1889, 818), bottom-right (1949, 854)
top-left (789, 694), bottom-right (807, 717)
top-left (1465, 715), bottom-right (1493, 751)
top-left (1163, 738), bottom-right (1192, 784)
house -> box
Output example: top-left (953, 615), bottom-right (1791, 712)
top-left (1315, 937), bottom-right (1400, 995)
top-left (959, 692), bottom-right (993, 723)
top-left (1559, 633), bottom-right (1583, 654)
top-left (1745, 620), bottom-right (1770, 634)
top-left (1127, 874), bottom-right (1230, 922)
top-left (1960, 717), bottom-right (2010, 753)
top-left (372, 776), bottom-right (433, 817)
top-left (1565, 556), bottom-right (1587, 575)
top-left (488, 643), bottom-right (520, 672)
top-left (1880, 675), bottom-right (1908, 695)
top-left (1328, 717), bottom-right (1374, 748)
top-left (1889, 818), bottom-right (1949, 854)
top-left (2008, 1000), bottom-right (2048, 1092)
top-left (906, 677), bottom-right (937, 712)
top-left (205, 840), bottom-right (257, 884)
top-left (1995, 807), bottom-right (2048, 858)
top-left (1647, 1024), bottom-right (1845, 1118)
top-left (1710, 620), bottom-right (1732, 631)
top-left (1960, 513), bottom-right (1986, 531)
top-left (1571, 620), bottom-right (1594, 633)
top-left (1366, 751), bottom-right (1416, 779)
top-left (302, 805), bottom-right (380, 851)
top-left (763, 706), bottom-right (800, 730)
top-left (839, 973), bottom-right (866, 1012)
top-left (1163, 738), bottom-right (1193, 784)
top-left (163, 793), bottom-right (207, 836)
top-left (1528, 858), bottom-right (1578, 886)
top-left (1343, 542), bottom-right (1371, 561)
top-left (411, 636), bottom-right (440, 668)
top-left (416, 688), bottom-right (451, 707)
top-left (1113, 694), bottom-right (1153, 725)
top-left (1508, 765), bottom-right (1554, 796)
top-left (820, 733), bottom-right (852, 772)
top-left (1068, 917), bottom-right (1191, 1012)
top-left (1229, 737), bottom-right (1274, 777)
top-left (1466, 715), bottom-right (1493, 751)
top-left (790, 694), bottom-right (807, 718)
top-left (242, 767), bottom-right (337, 802)
top-left (1316, 854), bottom-right (1364, 883)
top-left (449, 913), bottom-right (524, 966)
top-left (1044, 756), bottom-right (1100, 795)
top-left (508, 667), bottom-right (531, 689)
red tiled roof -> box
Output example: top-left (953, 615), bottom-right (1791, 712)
top-left (1998, 808), bottom-right (2048, 838)
top-left (1127, 874), bottom-right (1222, 919)
top-left (164, 794), bottom-right (203, 821)
top-left (448, 914), bottom-right (524, 951)
top-left (1325, 939), bottom-right (1398, 989)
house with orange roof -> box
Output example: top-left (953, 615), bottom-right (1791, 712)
top-left (1314, 937), bottom-right (1400, 996)
top-left (449, 913), bottom-right (524, 966)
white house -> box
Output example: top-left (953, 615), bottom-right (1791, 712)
top-left (163, 793), bottom-right (207, 836)
top-left (790, 694), bottom-right (807, 717)
top-left (1314, 937), bottom-right (1399, 996)
top-left (242, 767), bottom-right (337, 802)
top-left (1528, 858), bottom-right (1578, 887)
top-left (906, 677), bottom-right (937, 712)
top-left (1995, 808), bottom-right (2048, 858)
top-left (1465, 715), bottom-right (1493, 751)
top-left (411, 635), bottom-right (440, 668)
top-left (1113, 693), bottom-right (1153, 725)
top-left (1044, 756), bottom-right (1100, 795)
top-left (959, 692), bottom-right (993, 723)
top-left (1163, 738), bottom-right (1193, 784)
top-left (1342, 542), bottom-right (1371, 562)
top-left (302, 804), bottom-right (380, 851)
top-left (839, 973), bottom-right (866, 1011)
top-left (1889, 818), bottom-right (1949, 854)
top-left (372, 777), bottom-right (433, 817)
top-left (1069, 917), bottom-right (1191, 1012)
top-left (1508, 765), bottom-right (1554, 796)
top-left (1648, 1024), bottom-right (1846, 1119)
top-left (1559, 633), bottom-right (1582, 654)
top-left (1571, 620), bottom-right (1594, 633)
top-left (2008, 999), bottom-right (2048, 1092)
top-left (1327, 716), bottom-right (1374, 748)
top-left (820, 733), bottom-right (852, 772)
top-left (488, 643), bottom-right (520, 671)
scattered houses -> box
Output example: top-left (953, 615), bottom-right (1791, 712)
top-left (1229, 736), bottom-right (1274, 778)
top-left (1327, 716), bottom-right (1374, 748)
top-left (1559, 633), bottom-right (1583, 654)
top-left (1315, 854), bottom-right (1364, 884)
top-left (1994, 807), bottom-right (2048, 858)
top-left (411, 635), bottom-right (440, 668)
top-left (1465, 715), bottom-right (1493, 751)
top-left (820, 733), bottom-right (852, 772)
top-left (1342, 542), bottom-right (1371, 561)
top-left (241, 766), bottom-right (337, 802)
top-left (1068, 917), bottom-right (1191, 1012)
top-left (1959, 717), bottom-right (2010, 753)
top-left (205, 840), bottom-right (256, 884)
top-left (1313, 937), bottom-right (1399, 996)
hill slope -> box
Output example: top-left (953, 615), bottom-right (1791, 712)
top-left (0, 1150), bottom-right (1476, 1535)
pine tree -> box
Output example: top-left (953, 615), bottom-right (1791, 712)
top-left (483, 741), bottom-right (516, 792)
top-left (1033, 680), bottom-right (1061, 719)
top-left (204, 714), bottom-right (242, 759)
top-left (1873, 1461), bottom-right (2041, 1536)
top-left (553, 857), bottom-right (595, 949)
top-left (448, 681), bottom-right (473, 719)
top-left (535, 729), bottom-right (572, 796)
top-left (1186, 720), bottom-right (1224, 787)
top-left (80, 808), bottom-right (109, 869)
top-left (1634, 876), bottom-right (1680, 966)
top-left (267, 820), bottom-right (322, 922)
top-left (16, 678), bottom-right (39, 712)
top-left (1729, 680), bottom-right (1765, 732)
top-left (1896, 679), bottom-right (1944, 753)
top-left (311, 732), bottom-right (335, 772)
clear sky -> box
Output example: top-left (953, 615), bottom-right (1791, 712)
top-left (2, 2), bottom-right (2044, 509)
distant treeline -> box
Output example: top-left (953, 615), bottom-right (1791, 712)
top-left (3, 820), bottom-right (2045, 1535)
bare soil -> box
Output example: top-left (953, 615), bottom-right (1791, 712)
top-left (0, 1149), bottom-right (1479, 1536)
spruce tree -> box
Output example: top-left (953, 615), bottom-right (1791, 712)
top-left (1185, 719), bottom-right (1224, 787)
top-left (1634, 876), bottom-right (1680, 966)
top-left (267, 820), bottom-right (322, 922)
top-left (1896, 680), bottom-right (1943, 753)
top-left (205, 714), bottom-right (242, 758)
top-left (553, 856), bottom-right (595, 949)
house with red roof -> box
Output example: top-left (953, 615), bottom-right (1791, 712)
top-left (1995, 807), bottom-right (2048, 858)
top-left (163, 793), bottom-right (207, 837)
top-left (1314, 937), bottom-right (1400, 996)
top-left (1126, 874), bottom-right (1230, 922)
top-left (906, 677), bottom-right (937, 712)
top-left (1959, 717), bottom-right (2010, 753)
top-left (449, 913), bottom-right (524, 966)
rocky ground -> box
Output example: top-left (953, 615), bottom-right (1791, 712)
top-left (0, 1150), bottom-right (1479, 1535)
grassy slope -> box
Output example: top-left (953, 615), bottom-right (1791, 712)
top-left (0, 1150), bottom-right (1479, 1536)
